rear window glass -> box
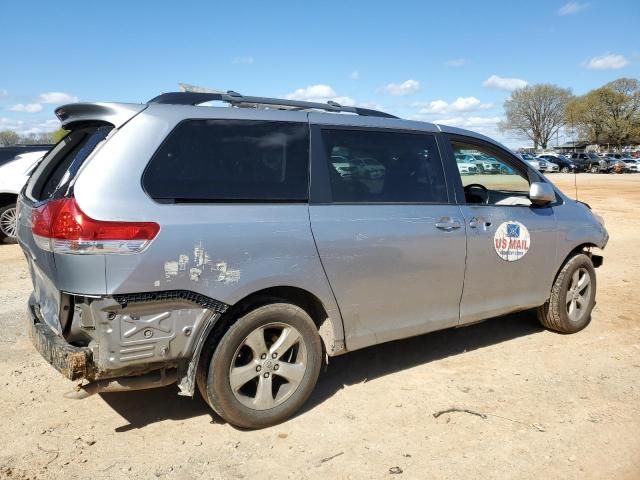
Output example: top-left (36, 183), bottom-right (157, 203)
top-left (143, 120), bottom-right (309, 202)
top-left (27, 126), bottom-right (112, 201)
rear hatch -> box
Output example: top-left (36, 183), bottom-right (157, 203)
top-left (18, 102), bottom-right (146, 334)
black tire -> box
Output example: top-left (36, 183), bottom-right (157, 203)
top-left (198, 302), bottom-right (322, 429)
top-left (0, 203), bottom-right (18, 243)
top-left (537, 253), bottom-right (596, 333)
top-left (590, 165), bottom-right (599, 174)
top-left (561, 166), bottom-right (570, 173)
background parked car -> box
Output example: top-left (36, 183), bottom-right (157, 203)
top-left (537, 154), bottom-right (578, 173)
top-left (619, 158), bottom-right (640, 173)
top-left (0, 144), bottom-right (52, 168)
top-left (455, 156), bottom-right (478, 175)
top-left (0, 151), bottom-right (45, 241)
top-left (567, 152), bottom-right (609, 173)
top-left (518, 153), bottom-right (544, 172)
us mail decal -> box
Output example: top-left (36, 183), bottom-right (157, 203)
top-left (494, 221), bottom-right (531, 261)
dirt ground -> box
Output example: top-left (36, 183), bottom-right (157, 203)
top-left (0, 173), bottom-right (639, 480)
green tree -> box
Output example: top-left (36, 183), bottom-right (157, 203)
top-left (0, 130), bottom-right (20, 146)
top-left (565, 90), bottom-right (609, 144)
top-left (52, 129), bottom-right (69, 143)
top-left (499, 84), bottom-right (573, 149)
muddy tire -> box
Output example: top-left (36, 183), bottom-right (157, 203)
top-left (0, 203), bottom-right (18, 243)
top-left (198, 303), bottom-right (322, 429)
top-left (537, 253), bottom-right (596, 333)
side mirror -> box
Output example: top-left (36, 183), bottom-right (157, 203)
top-left (529, 182), bottom-right (556, 205)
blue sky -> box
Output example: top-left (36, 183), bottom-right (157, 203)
top-left (1, 0), bottom-right (638, 146)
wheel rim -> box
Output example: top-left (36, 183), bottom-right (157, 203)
top-left (561, 167), bottom-right (570, 173)
top-left (566, 267), bottom-right (592, 323)
top-left (229, 322), bottom-right (307, 411)
top-left (0, 207), bottom-right (17, 239)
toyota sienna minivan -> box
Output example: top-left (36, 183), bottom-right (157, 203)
top-left (18, 91), bottom-right (608, 428)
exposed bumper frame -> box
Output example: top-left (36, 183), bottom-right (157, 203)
top-left (27, 304), bottom-right (95, 381)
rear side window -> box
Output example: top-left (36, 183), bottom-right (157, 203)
top-left (320, 129), bottom-right (448, 203)
top-left (27, 125), bottom-right (113, 202)
top-left (143, 120), bottom-right (309, 202)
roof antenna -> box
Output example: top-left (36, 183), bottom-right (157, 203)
top-left (574, 169), bottom-right (578, 201)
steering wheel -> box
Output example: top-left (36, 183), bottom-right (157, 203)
top-left (464, 183), bottom-right (490, 204)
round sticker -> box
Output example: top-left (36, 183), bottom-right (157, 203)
top-left (494, 221), bottom-right (531, 261)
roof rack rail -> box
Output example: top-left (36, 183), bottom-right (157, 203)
top-left (147, 91), bottom-right (398, 119)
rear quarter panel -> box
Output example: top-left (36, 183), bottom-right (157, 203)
top-left (71, 106), bottom-right (344, 346)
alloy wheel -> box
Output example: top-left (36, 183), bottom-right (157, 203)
top-left (566, 267), bottom-right (592, 323)
top-left (229, 322), bottom-right (307, 410)
top-left (0, 207), bottom-right (17, 239)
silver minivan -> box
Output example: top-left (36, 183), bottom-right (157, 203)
top-left (18, 91), bottom-right (608, 428)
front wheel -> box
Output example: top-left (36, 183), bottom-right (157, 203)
top-left (0, 203), bottom-right (18, 243)
top-left (561, 166), bottom-right (570, 173)
top-left (199, 303), bottom-right (322, 429)
top-left (537, 254), bottom-right (596, 333)
top-left (590, 165), bottom-right (600, 174)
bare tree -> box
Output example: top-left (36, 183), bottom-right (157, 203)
top-left (499, 84), bottom-right (573, 149)
top-left (0, 130), bottom-right (20, 146)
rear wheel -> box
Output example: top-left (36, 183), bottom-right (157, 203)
top-left (0, 203), bottom-right (18, 243)
top-left (199, 303), bottom-right (322, 429)
top-left (537, 253), bottom-right (596, 333)
top-left (561, 166), bottom-right (570, 173)
top-left (590, 165), bottom-right (600, 174)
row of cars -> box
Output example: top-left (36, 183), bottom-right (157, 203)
top-left (455, 150), bottom-right (640, 176)
top-left (521, 152), bottom-right (640, 174)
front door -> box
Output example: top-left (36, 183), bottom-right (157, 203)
top-left (445, 135), bottom-right (558, 324)
top-left (308, 125), bottom-right (466, 351)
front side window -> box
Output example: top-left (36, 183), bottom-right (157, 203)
top-left (452, 141), bottom-right (531, 206)
top-left (143, 120), bottom-right (309, 202)
top-left (321, 129), bottom-right (447, 203)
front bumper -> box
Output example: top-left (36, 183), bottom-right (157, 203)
top-left (27, 303), bottom-right (94, 381)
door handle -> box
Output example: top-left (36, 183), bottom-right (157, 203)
top-left (469, 217), bottom-right (492, 229)
top-left (435, 218), bottom-right (462, 231)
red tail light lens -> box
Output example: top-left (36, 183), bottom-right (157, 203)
top-left (32, 198), bottom-right (159, 254)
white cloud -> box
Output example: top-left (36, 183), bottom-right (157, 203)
top-left (350, 70), bottom-right (360, 80)
top-left (285, 84), bottom-right (355, 106)
top-left (445, 58), bottom-right (469, 67)
top-left (9, 103), bottom-right (43, 113)
top-left (383, 79), bottom-right (420, 96)
top-left (583, 54), bottom-right (629, 70)
top-left (483, 75), bottom-right (528, 91)
top-left (38, 92), bottom-right (79, 104)
top-left (412, 96), bottom-right (492, 115)
top-left (232, 56), bottom-right (255, 65)
top-left (0, 116), bottom-right (60, 135)
top-left (557, 1), bottom-right (589, 15)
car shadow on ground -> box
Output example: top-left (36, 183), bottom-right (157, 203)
top-left (100, 310), bottom-right (543, 431)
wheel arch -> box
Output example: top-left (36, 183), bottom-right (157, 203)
top-left (192, 285), bottom-right (344, 399)
top-left (0, 192), bottom-right (18, 208)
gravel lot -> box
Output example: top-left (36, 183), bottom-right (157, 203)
top-left (1, 173), bottom-right (639, 479)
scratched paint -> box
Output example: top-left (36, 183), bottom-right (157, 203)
top-left (162, 242), bottom-right (241, 285)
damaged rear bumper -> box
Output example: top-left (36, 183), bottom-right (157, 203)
top-left (27, 303), bottom-right (95, 381)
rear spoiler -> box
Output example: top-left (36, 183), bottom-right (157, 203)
top-left (54, 102), bottom-right (148, 129)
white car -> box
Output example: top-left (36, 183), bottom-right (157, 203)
top-left (0, 151), bottom-right (45, 241)
top-left (455, 157), bottom-right (478, 175)
top-left (620, 158), bottom-right (640, 173)
top-left (539, 159), bottom-right (559, 173)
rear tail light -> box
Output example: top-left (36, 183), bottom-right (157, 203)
top-left (32, 197), bottom-right (159, 254)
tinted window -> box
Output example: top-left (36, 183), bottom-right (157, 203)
top-left (321, 129), bottom-right (447, 203)
top-left (144, 120), bottom-right (309, 202)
